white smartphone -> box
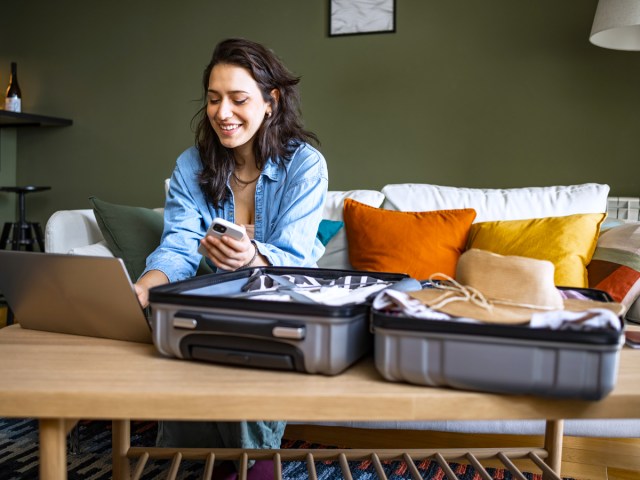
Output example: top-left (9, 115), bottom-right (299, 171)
top-left (197, 218), bottom-right (245, 255)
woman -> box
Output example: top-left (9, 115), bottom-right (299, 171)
top-left (135, 38), bottom-right (328, 477)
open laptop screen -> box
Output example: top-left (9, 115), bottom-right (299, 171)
top-left (0, 251), bottom-right (151, 343)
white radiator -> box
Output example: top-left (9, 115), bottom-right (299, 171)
top-left (607, 196), bottom-right (640, 223)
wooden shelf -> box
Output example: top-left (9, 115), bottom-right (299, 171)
top-left (0, 110), bottom-right (72, 128)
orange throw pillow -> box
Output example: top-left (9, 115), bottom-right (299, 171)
top-left (343, 198), bottom-right (476, 279)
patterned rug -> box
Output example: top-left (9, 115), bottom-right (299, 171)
top-left (0, 419), bottom-right (574, 479)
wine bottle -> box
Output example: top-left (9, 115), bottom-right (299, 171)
top-left (5, 62), bottom-right (22, 113)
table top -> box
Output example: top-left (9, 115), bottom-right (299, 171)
top-left (0, 324), bottom-right (639, 422)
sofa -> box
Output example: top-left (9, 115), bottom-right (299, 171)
top-left (44, 182), bottom-right (640, 439)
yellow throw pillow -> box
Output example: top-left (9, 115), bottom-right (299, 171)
top-left (467, 213), bottom-right (606, 287)
top-left (343, 198), bottom-right (476, 279)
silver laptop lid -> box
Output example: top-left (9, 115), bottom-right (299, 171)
top-left (0, 251), bottom-right (151, 343)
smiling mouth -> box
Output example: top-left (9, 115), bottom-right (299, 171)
top-left (219, 124), bottom-right (241, 132)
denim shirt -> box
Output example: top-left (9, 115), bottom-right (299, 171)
top-left (142, 143), bottom-right (328, 283)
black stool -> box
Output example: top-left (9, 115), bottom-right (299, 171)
top-left (0, 186), bottom-right (51, 251)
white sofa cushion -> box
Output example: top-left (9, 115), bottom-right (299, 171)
top-left (321, 189), bottom-right (385, 221)
top-left (317, 190), bottom-right (385, 270)
top-left (45, 209), bottom-right (105, 254)
top-left (381, 183), bottom-right (610, 222)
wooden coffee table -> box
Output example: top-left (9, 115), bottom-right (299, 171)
top-left (0, 324), bottom-right (639, 480)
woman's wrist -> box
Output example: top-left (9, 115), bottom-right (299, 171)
top-left (137, 269), bottom-right (169, 289)
top-left (239, 240), bottom-right (258, 269)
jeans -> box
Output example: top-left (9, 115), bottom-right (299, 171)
top-left (156, 420), bottom-right (286, 449)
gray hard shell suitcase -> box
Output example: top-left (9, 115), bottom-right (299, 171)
top-left (149, 266), bottom-right (409, 375)
top-left (372, 287), bottom-right (624, 400)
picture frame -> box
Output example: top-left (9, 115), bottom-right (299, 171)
top-left (329, 0), bottom-right (396, 37)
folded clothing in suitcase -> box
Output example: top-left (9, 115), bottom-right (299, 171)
top-left (372, 286), bottom-right (624, 400)
top-left (149, 266), bottom-right (411, 375)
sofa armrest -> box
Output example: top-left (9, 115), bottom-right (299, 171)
top-left (45, 209), bottom-right (106, 253)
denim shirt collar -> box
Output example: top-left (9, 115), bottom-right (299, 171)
top-left (261, 158), bottom-right (280, 182)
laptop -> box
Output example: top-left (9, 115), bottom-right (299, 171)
top-left (0, 250), bottom-right (152, 343)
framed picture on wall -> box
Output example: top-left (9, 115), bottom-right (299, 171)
top-left (329, 0), bottom-right (396, 37)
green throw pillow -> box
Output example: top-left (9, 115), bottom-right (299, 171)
top-left (317, 219), bottom-right (344, 246)
top-left (90, 197), bottom-right (165, 281)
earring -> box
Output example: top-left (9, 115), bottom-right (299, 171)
top-left (266, 111), bottom-right (272, 118)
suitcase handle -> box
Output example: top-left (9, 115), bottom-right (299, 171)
top-left (172, 310), bottom-right (306, 340)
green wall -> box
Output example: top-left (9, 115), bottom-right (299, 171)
top-left (1, 0), bottom-right (639, 227)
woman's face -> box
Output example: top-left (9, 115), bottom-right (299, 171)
top-left (207, 63), bottom-right (272, 154)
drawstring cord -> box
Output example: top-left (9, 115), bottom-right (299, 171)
top-left (427, 273), bottom-right (558, 312)
top-left (427, 273), bottom-right (493, 311)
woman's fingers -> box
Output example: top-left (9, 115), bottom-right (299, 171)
top-left (202, 234), bottom-right (252, 270)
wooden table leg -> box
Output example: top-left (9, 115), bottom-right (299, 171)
top-left (63, 419), bottom-right (79, 435)
top-left (39, 418), bottom-right (67, 480)
top-left (543, 419), bottom-right (564, 480)
top-left (113, 419), bottom-right (131, 480)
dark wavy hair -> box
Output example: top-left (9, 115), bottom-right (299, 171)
top-left (194, 38), bottom-right (319, 207)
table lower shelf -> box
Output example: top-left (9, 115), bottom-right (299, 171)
top-left (124, 445), bottom-right (562, 480)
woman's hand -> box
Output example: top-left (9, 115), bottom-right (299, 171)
top-left (199, 229), bottom-right (264, 270)
top-left (134, 270), bottom-right (169, 308)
